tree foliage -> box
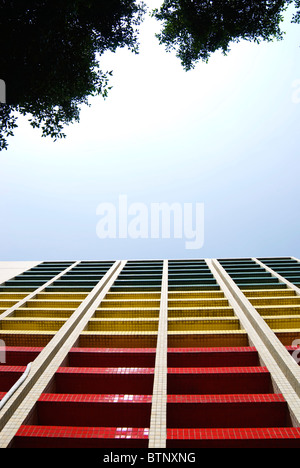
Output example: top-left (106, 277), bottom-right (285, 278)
top-left (0, 0), bottom-right (146, 150)
top-left (2, 1), bottom-right (300, 151)
top-left (153, 0), bottom-right (294, 70)
top-left (292, 0), bottom-right (300, 22)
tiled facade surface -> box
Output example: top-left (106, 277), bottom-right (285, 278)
top-left (0, 257), bottom-right (300, 448)
top-left (0, 262), bottom-right (41, 284)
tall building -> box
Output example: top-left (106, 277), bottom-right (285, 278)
top-left (0, 257), bottom-right (300, 448)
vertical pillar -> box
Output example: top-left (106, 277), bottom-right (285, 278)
top-left (149, 259), bottom-right (168, 448)
top-left (0, 261), bottom-right (81, 320)
top-left (0, 260), bottom-right (124, 447)
top-left (210, 258), bottom-right (300, 426)
top-left (254, 258), bottom-right (300, 296)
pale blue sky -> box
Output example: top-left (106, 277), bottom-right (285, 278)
top-left (0, 1), bottom-right (299, 261)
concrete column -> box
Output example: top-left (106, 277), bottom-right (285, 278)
top-left (149, 259), bottom-right (168, 448)
top-left (0, 261), bottom-right (81, 320)
top-left (253, 258), bottom-right (300, 296)
top-left (208, 258), bottom-right (300, 427)
top-left (0, 260), bottom-right (125, 448)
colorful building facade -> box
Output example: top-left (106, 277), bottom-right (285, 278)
top-left (0, 257), bottom-right (300, 448)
